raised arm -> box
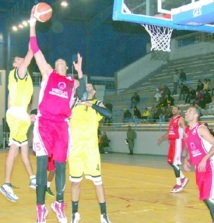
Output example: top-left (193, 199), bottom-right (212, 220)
top-left (29, 6), bottom-right (52, 81)
top-left (18, 45), bottom-right (33, 78)
top-left (73, 53), bottom-right (87, 99)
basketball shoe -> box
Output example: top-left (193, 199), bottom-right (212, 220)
top-left (46, 187), bottom-right (54, 197)
top-left (0, 183), bottom-right (19, 202)
top-left (181, 177), bottom-right (189, 189)
top-left (101, 213), bottom-right (111, 223)
top-left (29, 176), bottom-right (36, 189)
top-left (51, 201), bottom-right (67, 223)
top-left (71, 212), bottom-right (81, 223)
top-left (170, 184), bottom-right (183, 193)
top-left (36, 204), bottom-right (48, 223)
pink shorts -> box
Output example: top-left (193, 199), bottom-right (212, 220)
top-left (33, 117), bottom-right (71, 163)
top-left (196, 162), bottom-right (214, 200)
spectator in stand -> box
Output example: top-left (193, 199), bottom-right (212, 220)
top-left (203, 89), bottom-right (212, 108)
top-left (209, 78), bottom-right (214, 96)
top-left (158, 84), bottom-right (164, 95)
top-left (141, 107), bottom-right (151, 123)
top-left (185, 87), bottom-right (196, 104)
top-left (162, 85), bottom-right (171, 97)
top-left (179, 69), bottom-right (186, 83)
top-left (196, 80), bottom-right (204, 92)
top-left (99, 132), bottom-right (111, 154)
top-left (163, 94), bottom-right (174, 107)
top-left (195, 90), bottom-right (204, 108)
top-left (203, 79), bottom-right (209, 91)
top-left (130, 92), bottom-right (140, 108)
top-left (179, 83), bottom-right (189, 101)
top-left (164, 104), bottom-right (173, 122)
top-left (207, 96), bottom-right (214, 115)
top-left (154, 88), bottom-right (162, 102)
top-left (123, 108), bottom-right (132, 123)
top-left (153, 105), bottom-right (165, 122)
top-left (172, 69), bottom-right (179, 95)
top-left (133, 106), bottom-right (141, 120)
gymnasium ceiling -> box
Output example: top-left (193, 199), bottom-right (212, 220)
top-left (0, 0), bottom-right (114, 24)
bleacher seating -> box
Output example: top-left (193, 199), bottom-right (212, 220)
top-left (102, 51), bottom-right (214, 130)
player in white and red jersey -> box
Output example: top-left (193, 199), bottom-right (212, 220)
top-left (184, 106), bottom-right (214, 223)
top-left (158, 105), bottom-right (189, 193)
top-left (29, 6), bottom-right (86, 223)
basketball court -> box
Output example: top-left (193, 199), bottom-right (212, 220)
top-left (0, 150), bottom-right (211, 223)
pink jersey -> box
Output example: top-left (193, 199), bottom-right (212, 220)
top-left (168, 115), bottom-right (183, 140)
top-left (185, 122), bottom-right (214, 200)
top-left (38, 70), bottom-right (75, 121)
top-left (185, 123), bottom-right (212, 166)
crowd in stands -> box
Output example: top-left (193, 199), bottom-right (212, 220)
top-left (102, 68), bottom-right (214, 125)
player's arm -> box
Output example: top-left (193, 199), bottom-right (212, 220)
top-left (73, 53), bottom-right (86, 98)
top-left (157, 132), bottom-right (168, 145)
top-left (81, 101), bottom-right (112, 119)
top-left (179, 116), bottom-right (186, 130)
top-left (198, 125), bottom-right (214, 172)
top-left (18, 45), bottom-right (33, 78)
top-left (29, 6), bottom-right (52, 81)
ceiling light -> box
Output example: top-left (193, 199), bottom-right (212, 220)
top-left (12, 26), bottom-right (18, 31)
top-left (61, 0), bottom-right (68, 7)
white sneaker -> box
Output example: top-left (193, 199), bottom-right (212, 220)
top-left (0, 184), bottom-right (19, 202)
top-left (101, 214), bottom-right (111, 223)
top-left (71, 212), bottom-right (80, 223)
top-left (29, 176), bottom-right (37, 189)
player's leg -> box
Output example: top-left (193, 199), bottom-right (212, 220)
top-left (68, 149), bottom-right (83, 223)
top-left (36, 155), bottom-right (49, 223)
top-left (20, 143), bottom-right (36, 189)
top-left (46, 155), bottom-right (55, 197)
top-left (0, 143), bottom-right (19, 202)
top-left (167, 139), bottom-right (188, 193)
top-left (17, 116), bottom-right (36, 188)
top-left (204, 199), bottom-right (214, 222)
top-left (51, 121), bottom-right (69, 223)
top-left (0, 114), bottom-right (21, 202)
top-left (85, 151), bottom-right (111, 223)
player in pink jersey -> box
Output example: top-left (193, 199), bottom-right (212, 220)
top-left (158, 105), bottom-right (189, 193)
top-left (184, 106), bottom-right (214, 223)
top-left (29, 6), bottom-right (86, 223)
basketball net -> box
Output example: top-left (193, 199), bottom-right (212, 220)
top-left (143, 24), bottom-right (173, 52)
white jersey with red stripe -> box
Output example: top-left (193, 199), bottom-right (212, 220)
top-left (37, 70), bottom-right (75, 122)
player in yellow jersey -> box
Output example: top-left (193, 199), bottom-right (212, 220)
top-left (68, 83), bottom-right (112, 223)
top-left (0, 46), bottom-right (36, 202)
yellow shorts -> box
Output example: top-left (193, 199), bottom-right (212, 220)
top-left (6, 109), bottom-right (31, 145)
top-left (68, 144), bottom-right (101, 181)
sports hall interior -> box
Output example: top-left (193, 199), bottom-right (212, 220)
top-left (0, 0), bottom-right (214, 222)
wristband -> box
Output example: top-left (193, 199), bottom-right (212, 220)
top-left (29, 18), bottom-right (36, 27)
top-left (30, 36), bottom-right (39, 54)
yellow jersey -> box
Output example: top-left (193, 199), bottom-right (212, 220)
top-left (8, 68), bottom-right (33, 110)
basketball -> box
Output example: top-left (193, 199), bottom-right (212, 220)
top-left (34, 2), bottom-right (53, 23)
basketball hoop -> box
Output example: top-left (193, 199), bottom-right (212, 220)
top-left (143, 24), bottom-right (173, 52)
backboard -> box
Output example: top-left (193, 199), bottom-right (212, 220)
top-left (113, 0), bottom-right (214, 33)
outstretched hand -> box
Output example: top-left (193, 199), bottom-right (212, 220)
top-left (73, 53), bottom-right (83, 74)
